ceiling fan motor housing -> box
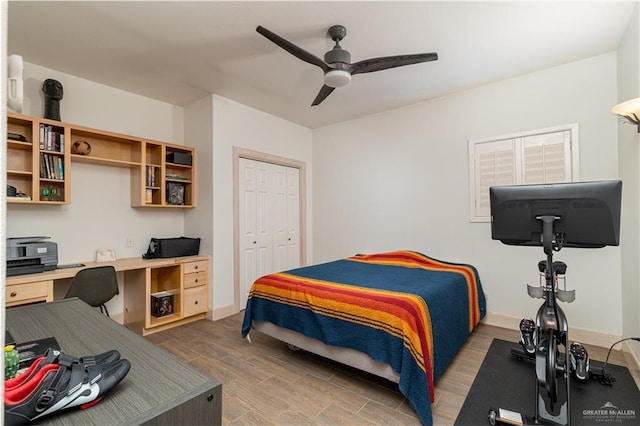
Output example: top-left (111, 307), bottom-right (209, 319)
top-left (324, 47), bottom-right (351, 65)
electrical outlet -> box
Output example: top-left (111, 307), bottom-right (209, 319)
top-left (126, 238), bottom-right (134, 248)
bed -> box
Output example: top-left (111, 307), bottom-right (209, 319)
top-left (241, 250), bottom-right (486, 425)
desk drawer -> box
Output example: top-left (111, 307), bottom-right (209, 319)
top-left (183, 260), bottom-right (207, 275)
top-left (183, 286), bottom-right (208, 317)
top-left (184, 271), bottom-right (207, 289)
top-left (6, 281), bottom-right (52, 306)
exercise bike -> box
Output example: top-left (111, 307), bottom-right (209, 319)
top-left (487, 180), bottom-right (622, 426)
top-left (521, 215), bottom-right (572, 425)
top-left (496, 216), bottom-right (572, 426)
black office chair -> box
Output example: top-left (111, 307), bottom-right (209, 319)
top-left (65, 266), bottom-right (119, 317)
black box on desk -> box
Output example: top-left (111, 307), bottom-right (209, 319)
top-left (151, 291), bottom-right (174, 317)
top-left (15, 336), bottom-right (60, 369)
top-left (166, 152), bottom-right (192, 166)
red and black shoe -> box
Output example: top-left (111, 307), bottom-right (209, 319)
top-left (4, 355), bottom-right (130, 424)
top-left (5, 348), bottom-right (121, 393)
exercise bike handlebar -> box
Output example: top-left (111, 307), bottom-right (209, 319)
top-left (537, 215), bottom-right (562, 256)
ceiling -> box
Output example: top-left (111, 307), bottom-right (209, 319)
top-left (7, 1), bottom-right (636, 129)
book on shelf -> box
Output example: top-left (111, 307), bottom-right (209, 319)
top-left (39, 124), bottom-right (44, 149)
top-left (7, 196), bottom-right (32, 201)
top-left (39, 124), bottom-right (65, 152)
top-left (40, 153), bottom-right (45, 178)
top-left (166, 172), bottom-right (188, 181)
top-left (146, 166), bottom-right (156, 187)
top-left (40, 152), bottom-right (49, 178)
top-left (57, 157), bottom-right (64, 180)
top-left (47, 155), bottom-right (56, 179)
top-left (39, 153), bottom-right (64, 180)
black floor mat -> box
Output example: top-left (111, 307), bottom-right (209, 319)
top-left (455, 339), bottom-right (640, 425)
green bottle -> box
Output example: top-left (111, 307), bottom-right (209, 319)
top-left (5, 345), bottom-right (20, 379)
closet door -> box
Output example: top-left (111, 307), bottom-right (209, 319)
top-left (272, 165), bottom-right (289, 272)
top-left (254, 161), bottom-right (273, 284)
top-left (238, 158), bottom-right (301, 309)
top-left (286, 167), bottom-right (300, 269)
top-left (239, 158), bottom-right (258, 309)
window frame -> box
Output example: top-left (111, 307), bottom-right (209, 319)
top-left (468, 123), bottom-right (580, 223)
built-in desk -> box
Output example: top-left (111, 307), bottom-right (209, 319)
top-left (5, 299), bottom-right (222, 425)
top-left (6, 255), bottom-right (210, 335)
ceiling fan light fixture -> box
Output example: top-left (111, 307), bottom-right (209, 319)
top-left (324, 70), bottom-right (351, 88)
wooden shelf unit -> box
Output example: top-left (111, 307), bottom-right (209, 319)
top-left (6, 112), bottom-right (196, 208)
top-left (70, 126), bottom-right (142, 167)
top-left (164, 144), bottom-right (195, 207)
top-left (7, 113), bottom-right (70, 204)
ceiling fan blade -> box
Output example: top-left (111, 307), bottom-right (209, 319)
top-left (349, 53), bottom-right (438, 75)
top-left (256, 26), bottom-right (330, 72)
top-left (311, 85), bottom-right (336, 106)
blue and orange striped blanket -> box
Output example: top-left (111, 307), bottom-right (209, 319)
top-left (241, 250), bottom-right (486, 425)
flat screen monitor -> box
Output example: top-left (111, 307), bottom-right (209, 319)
top-left (490, 180), bottom-right (622, 248)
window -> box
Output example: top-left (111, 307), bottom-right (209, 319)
top-left (468, 124), bottom-right (580, 222)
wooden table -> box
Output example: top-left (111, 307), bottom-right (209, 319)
top-left (6, 255), bottom-right (210, 336)
top-left (5, 299), bottom-right (222, 425)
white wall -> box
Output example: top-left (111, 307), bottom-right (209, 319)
top-left (184, 95), bottom-right (214, 311)
top-left (313, 53), bottom-right (622, 336)
top-left (7, 62), bottom-right (187, 315)
top-left (185, 95), bottom-right (313, 315)
top-left (617, 4), bottom-right (640, 362)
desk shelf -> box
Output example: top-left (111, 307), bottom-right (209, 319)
top-left (149, 265), bottom-right (182, 325)
top-left (6, 255), bottom-right (210, 337)
top-left (117, 256), bottom-right (210, 336)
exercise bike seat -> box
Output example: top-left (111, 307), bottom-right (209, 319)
top-left (537, 260), bottom-right (568, 275)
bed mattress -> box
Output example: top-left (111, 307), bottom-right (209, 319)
top-left (241, 250), bottom-right (486, 424)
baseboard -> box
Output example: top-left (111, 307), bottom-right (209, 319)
top-left (111, 311), bottom-right (124, 325)
top-left (623, 341), bottom-right (640, 389)
top-left (481, 312), bottom-right (622, 348)
top-left (209, 304), bottom-right (238, 320)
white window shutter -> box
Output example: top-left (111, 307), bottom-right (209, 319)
top-left (471, 139), bottom-right (515, 219)
top-left (522, 131), bottom-right (571, 184)
top-left (469, 124), bottom-right (578, 222)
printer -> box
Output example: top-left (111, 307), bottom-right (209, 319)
top-left (7, 237), bottom-right (58, 277)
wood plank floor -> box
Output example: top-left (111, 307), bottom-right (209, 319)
top-left (145, 313), bottom-right (629, 425)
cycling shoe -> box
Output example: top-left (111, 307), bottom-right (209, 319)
top-left (5, 349), bottom-right (121, 392)
top-left (4, 356), bottom-right (130, 425)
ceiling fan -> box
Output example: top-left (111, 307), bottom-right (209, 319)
top-left (256, 25), bottom-right (438, 106)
